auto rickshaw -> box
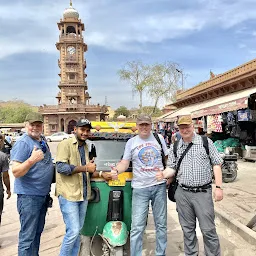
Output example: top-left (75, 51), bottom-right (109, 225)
top-left (80, 124), bottom-right (137, 256)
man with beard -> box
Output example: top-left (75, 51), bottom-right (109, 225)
top-left (11, 112), bottom-right (54, 255)
top-left (56, 118), bottom-right (112, 256)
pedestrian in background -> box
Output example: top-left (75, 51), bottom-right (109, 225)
top-left (111, 114), bottom-right (168, 256)
top-left (157, 115), bottom-right (223, 256)
top-left (0, 134), bottom-right (11, 227)
top-left (11, 112), bottom-right (54, 256)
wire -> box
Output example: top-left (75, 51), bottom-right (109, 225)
top-left (90, 226), bottom-right (98, 256)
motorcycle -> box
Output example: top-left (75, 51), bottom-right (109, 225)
top-left (219, 153), bottom-right (238, 183)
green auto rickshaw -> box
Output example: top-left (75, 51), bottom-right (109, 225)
top-left (81, 131), bottom-right (135, 256)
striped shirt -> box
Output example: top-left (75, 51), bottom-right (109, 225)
top-left (167, 133), bottom-right (223, 187)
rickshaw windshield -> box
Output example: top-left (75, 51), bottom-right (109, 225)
top-left (88, 140), bottom-right (132, 171)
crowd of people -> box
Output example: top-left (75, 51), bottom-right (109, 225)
top-left (0, 112), bottom-right (223, 256)
top-left (154, 123), bottom-right (181, 148)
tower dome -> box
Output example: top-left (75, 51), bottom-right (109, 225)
top-left (63, 1), bottom-right (79, 19)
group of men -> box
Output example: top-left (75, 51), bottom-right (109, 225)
top-left (111, 114), bottom-right (223, 256)
top-left (0, 111), bottom-right (223, 256)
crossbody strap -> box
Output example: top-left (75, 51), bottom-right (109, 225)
top-left (153, 132), bottom-right (166, 168)
top-left (175, 142), bottom-right (193, 177)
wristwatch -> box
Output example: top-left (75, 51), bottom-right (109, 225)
top-left (216, 185), bottom-right (223, 190)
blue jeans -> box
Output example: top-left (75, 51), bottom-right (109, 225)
top-left (17, 194), bottom-right (48, 256)
top-left (130, 183), bottom-right (167, 256)
top-left (58, 195), bottom-right (88, 256)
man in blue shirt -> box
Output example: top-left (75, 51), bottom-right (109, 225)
top-left (11, 112), bottom-right (54, 256)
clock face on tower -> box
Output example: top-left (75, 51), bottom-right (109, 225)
top-left (67, 46), bottom-right (76, 55)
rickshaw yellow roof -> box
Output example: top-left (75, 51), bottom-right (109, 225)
top-left (91, 121), bottom-right (136, 129)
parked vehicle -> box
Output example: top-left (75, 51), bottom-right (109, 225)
top-left (12, 132), bottom-right (25, 143)
top-left (220, 153), bottom-right (238, 183)
top-left (81, 131), bottom-right (134, 256)
top-left (45, 132), bottom-right (71, 142)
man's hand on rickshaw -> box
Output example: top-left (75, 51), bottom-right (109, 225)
top-left (86, 162), bottom-right (96, 173)
top-left (102, 172), bottom-right (112, 181)
top-left (110, 167), bottom-right (119, 180)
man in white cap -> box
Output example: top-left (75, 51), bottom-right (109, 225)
top-left (111, 114), bottom-right (168, 256)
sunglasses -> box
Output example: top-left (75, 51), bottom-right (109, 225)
top-left (40, 140), bottom-right (47, 153)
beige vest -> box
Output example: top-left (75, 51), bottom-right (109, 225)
top-left (55, 136), bottom-right (91, 201)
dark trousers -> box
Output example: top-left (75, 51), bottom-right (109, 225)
top-left (175, 186), bottom-right (221, 256)
top-left (0, 194), bottom-right (3, 224)
top-left (17, 194), bottom-right (48, 256)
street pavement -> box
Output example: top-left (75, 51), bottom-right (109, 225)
top-left (0, 142), bottom-right (256, 255)
top-left (1, 184), bottom-right (256, 256)
top-left (214, 160), bottom-right (256, 229)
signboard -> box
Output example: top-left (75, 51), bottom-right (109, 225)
top-left (90, 132), bottom-right (135, 140)
top-left (192, 97), bottom-right (248, 118)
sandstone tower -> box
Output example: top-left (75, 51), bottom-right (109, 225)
top-left (39, 1), bottom-right (108, 135)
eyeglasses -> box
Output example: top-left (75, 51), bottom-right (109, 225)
top-left (40, 140), bottom-right (47, 153)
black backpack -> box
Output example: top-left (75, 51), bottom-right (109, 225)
top-left (153, 133), bottom-right (166, 169)
top-left (173, 135), bottom-right (210, 160)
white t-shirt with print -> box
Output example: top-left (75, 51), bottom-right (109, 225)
top-left (122, 133), bottom-right (168, 189)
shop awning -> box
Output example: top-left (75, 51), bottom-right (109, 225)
top-left (157, 111), bottom-right (177, 121)
top-left (163, 104), bottom-right (200, 122)
top-left (162, 87), bottom-right (256, 121)
top-left (192, 87), bottom-right (256, 118)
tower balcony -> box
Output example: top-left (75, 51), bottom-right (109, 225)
top-left (65, 56), bottom-right (78, 63)
top-left (83, 61), bottom-right (87, 69)
top-left (63, 79), bottom-right (79, 84)
top-left (59, 34), bottom-right (84, 43)
top-left (58, 103), bottom-right (86, 111)
top-left (65, 67), bottom-right (78, 73)
top-left (58, 81), bottom-right (88, 90)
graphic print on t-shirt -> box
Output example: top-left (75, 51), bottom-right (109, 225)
top-left (138, 145), bottom-right (159, 167)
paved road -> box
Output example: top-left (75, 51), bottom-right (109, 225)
top-left (0, 142), bottom-right (256, 255)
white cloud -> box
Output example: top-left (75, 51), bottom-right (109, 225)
top-left (1, 0), bottom-right (256, 59)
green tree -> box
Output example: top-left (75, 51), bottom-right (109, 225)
top-left (118, 61), bottom-right (151, 110)
top-left (0, 100), bottom-right (37, 123)
top-left (139, 106), bottom-right (163, 117)
top-left (146, 62), bottom-right (181, 114)
top-left (114, 106), bottom-right (130, 118)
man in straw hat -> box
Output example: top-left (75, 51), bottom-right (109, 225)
top-left (157, 115), bottom-right (223, 256)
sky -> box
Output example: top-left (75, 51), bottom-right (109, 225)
top-left (1, 0), bottom-right (256, 110)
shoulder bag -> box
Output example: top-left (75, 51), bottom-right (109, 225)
top-left (168, 142), bottom-right (193, 202)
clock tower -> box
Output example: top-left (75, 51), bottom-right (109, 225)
top-left (56, 0), bottom-right (90, 107)
top-left (39, 1), bottom-right (108, 135)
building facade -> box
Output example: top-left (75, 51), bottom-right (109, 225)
top-left (39, 1), bottom-right (108, 135)
top-left (160, 59), bottom-right (256, 122)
